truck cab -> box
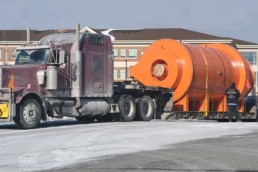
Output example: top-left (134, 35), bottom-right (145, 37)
top-left (0, 32), bottom-right (114, 128)
top-left (0, 27), bottom-right (172, 129)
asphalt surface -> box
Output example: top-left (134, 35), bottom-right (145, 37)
top-left (0, 120), bottom-right (258, 172)
top-left (55, 132), bottom-right (258, 172)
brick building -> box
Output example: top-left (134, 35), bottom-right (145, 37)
top-left (1, 27), bottom-right (258, 94)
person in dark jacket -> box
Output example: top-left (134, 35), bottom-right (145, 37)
top-left (225, 82), bottom-right (241, 122)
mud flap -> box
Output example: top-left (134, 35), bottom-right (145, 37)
top-left (0, 104), bottom-right (9, 119)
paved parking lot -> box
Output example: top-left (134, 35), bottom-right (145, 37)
top-left (1, 120), bottom-right (258, 172)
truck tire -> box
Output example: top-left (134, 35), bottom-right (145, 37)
top-left (137, 96), bottom-right (155, 121)
top-left (14, 99), bottom-right (42, 129)
top-left (118, 95), bottom-right (136, 122)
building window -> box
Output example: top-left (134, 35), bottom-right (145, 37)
top-left (129, 49), bottom-right (137, 58)
top-left (120, 69), bottom-right (126, 80)
top-left (113, 49), bottom-right (118, 58)
top-left (120, 49), bottom-right (126, 58)
top-left (241, 52), bottom-right (257, 65)
top-left (114, 69), bottom-right (118, 80)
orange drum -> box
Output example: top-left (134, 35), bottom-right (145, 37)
top-left (130, 39), bottom-right (254, 112)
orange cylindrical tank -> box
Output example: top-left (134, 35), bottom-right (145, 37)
top-left (130, 39), bottom-right (254, 113)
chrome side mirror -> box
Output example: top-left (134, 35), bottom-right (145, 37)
top-left (59, 50), bottom-right (65, 64)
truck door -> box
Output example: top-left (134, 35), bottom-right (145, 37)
top-left (82, 35), bottom-right (113, 97)
top-left (51, 50), bottom-right (70, 92)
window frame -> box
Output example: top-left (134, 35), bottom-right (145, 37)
top-left (119, 69), bottom-right (126, 80)
top-left (128, 48), bottom-right (137, 58)
top-left (120, 49), bottom-right (127, 58)
top-left (113, 49), bottom-right (118, 58)
top-left (240, 51), bottom-right (257, 65)
top-left (114, 69), bottom-right (118, 80)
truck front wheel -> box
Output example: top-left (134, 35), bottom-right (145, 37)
top-left (14, 99), bottom-right (42, 129)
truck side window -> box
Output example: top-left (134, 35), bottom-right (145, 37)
top-left (88, 37), bottom-right (103, 45)
top-left (97, 38), bottom-right (104, 45)
top-left (93, 57), bottom-right (103, 76)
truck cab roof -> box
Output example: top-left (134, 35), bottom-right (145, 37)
top-left (39, 32), bottom-right (105, 46)
top-left (16, 45), bottom-right (50, 51)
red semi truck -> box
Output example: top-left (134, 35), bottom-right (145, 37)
top-left (0, 25), bottom-right (172, 129)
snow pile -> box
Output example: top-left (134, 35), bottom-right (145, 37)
top-left (101, 29), bottom-right (116, 41)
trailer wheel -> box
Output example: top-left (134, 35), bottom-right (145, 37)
top-left (137, 96), bottom-right (155, 121)
top-left (14, 99), bottom-right (42, 129)
top-left (118, 95), bottom-right (136, 122)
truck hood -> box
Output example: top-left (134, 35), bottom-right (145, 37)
top-left (0, 64), bottom-right (46, 90)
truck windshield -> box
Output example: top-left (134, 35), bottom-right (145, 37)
top-left (15, 49), bottom-right (48, 65)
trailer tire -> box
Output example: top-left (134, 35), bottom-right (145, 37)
top-left (137, 96), bottom-right (155, 121)
top-left (14, 99), bottom-right (42, 129)
top-left (118, 95), bottom-right (136, 122)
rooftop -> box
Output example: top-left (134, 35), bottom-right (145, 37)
top-left (0, 28), bottom-right (256, 46)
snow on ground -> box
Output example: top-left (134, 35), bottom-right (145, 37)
top-left (1, 120), bottom-right (258, 171)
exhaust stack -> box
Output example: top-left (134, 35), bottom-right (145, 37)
top-left (27, 27), bottom-right (30, 45)
top-left (71, 23), bottom-right (82, 97)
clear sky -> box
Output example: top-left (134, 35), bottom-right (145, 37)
top-left (0, 0), bottom-right (257, 43)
